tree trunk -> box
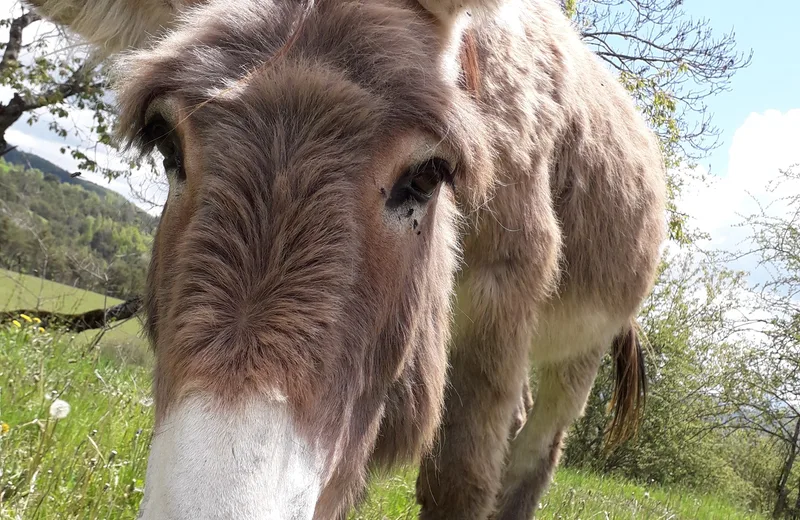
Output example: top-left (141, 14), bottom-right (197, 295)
top-left (0, 12), bottom-right (40, 151)
top-left (0, 93), bottom-right (28, 149)
top-left (774, 418), bottom-right (800, 519)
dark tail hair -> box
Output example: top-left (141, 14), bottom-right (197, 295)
top-left (604, 321), bottom-right (647, 450)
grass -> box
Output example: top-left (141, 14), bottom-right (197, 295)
top-left (0, 273), bottom-right (768, 519)
top-left (0, 268), bottom-right (149, 365)
top-left (0, 323), bottom-right (152, 519)
top-left (351, 467), bottom-right (767, 520)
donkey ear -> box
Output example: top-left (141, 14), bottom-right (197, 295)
top-left (417, 0), bottom-right (505, 24)
top-left (23, 0), bottom-right (188, 57)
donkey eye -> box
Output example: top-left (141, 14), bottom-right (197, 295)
top-left (145, 115), bottom-right (185, 183)
top-left (391, 157), bottom-right (452, 206)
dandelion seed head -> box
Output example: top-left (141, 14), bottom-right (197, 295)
top-left (49, 399), bottom-right (71, 419)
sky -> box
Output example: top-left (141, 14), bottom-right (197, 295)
top-left (681, 0), bottom-right (800, 179)
top-left (2, 0), bottom-right (799, 262)
top-left (673, 1), bottom-right (800, 268)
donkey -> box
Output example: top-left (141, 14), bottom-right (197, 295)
top-left (25, 0), bottom-right (667, 518)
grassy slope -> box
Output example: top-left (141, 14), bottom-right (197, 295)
top-left (0, 272), bottom-right (766, 519)
top-left (0, 268), bottom-right (148, 364)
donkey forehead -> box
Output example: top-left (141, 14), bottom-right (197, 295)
top-left (114, 0), bottom-right (466, 149)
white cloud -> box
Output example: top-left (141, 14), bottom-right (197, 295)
top-left (679, 109), bottom-right (800, 254)
top-left (674, 109), bottom-right (800, 341)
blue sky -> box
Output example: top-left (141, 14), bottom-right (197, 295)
top-left (682, 0), bottom-right (800, 177)
top-left (671, 1), bottom-right (800, 262)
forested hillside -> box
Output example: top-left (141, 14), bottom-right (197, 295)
top-left (0, 158), bottom-right (157, 299)
top-left (2, 148), bottom-right (110, 196)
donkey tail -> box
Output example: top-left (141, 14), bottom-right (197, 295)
top-left (604, 321), bottom-right (647, 450)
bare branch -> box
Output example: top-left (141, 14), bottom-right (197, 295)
top-left (568, 0), bottom-right (752, 160)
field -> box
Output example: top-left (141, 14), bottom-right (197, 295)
top-left (0, 272), bottom-right (767, 519)
top-left (0, 269), bottom-right (149, 365)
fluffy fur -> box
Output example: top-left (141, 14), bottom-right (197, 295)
top-left (27, 0), bottom-right (667, 519)
top-left (139, 393), bottom-right (324, 520)
top-left (24, 0), bottom-right (182, 56)
top-left (417, 0), bottom-right (507, 21)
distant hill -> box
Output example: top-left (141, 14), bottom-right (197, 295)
top-left (2, 148), bottom-right (112, 197)
top-left (0, 152), bottom-right (157, 299)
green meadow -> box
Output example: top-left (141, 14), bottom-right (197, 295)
top-left (0, 270), bottom-right (766, 519)
top-left (0, 269), bottom-right (149, 366)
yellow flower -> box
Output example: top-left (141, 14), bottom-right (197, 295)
top-left (33, 317), bottom-right (41, 324)
top-left (11, 320), bottom-right (21, 328)
top-left (38, 327), bottom-right (46, 334)
top-left (19, 314), bottom-right (33, 323)
top-left (1, 423), bottom-right (8, 434)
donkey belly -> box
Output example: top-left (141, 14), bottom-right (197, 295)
top-left (527, 295), bottom-right (625, 365)
top-left (450, 276), bottom-right (624, 365)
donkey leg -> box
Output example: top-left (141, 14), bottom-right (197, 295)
top-left (492, 348), bottom-right (604, 520)
top-left (415, 268), bottom-right (543, 519)
top-left (415, 325), bottom-right (531, 519)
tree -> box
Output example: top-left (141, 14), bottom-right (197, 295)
top-left (1, 295), bottom-right (142, 332)
top-left (0, 159), bottom-right (155, 299)
top-left (0, 0), bottom-right (134, 179)
top-left (721, 165), bottom-right (800, 518)
top-left (566, 0), bottom-right (751, 163)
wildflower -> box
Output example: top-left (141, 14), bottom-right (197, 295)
top-left (19, 314), bottom-right (32, 323)
top-left (38, 327), bottom-right (45, 334)
top-left (1, 422), bottom-right (9, 434)
top-left (49, 399), bottom-right (71, 419)
top-left (11, 320), bottom-right (21, 328)
top-left (33, 317), bottom-right (41, 324)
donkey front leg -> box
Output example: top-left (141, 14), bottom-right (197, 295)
top-left (491, 348), bottom-right (605, 520)
top-left (416, 267), bottom-right (542, 520)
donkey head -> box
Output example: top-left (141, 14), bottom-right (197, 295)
top-left (26, 0), bottom-right (500, 517)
